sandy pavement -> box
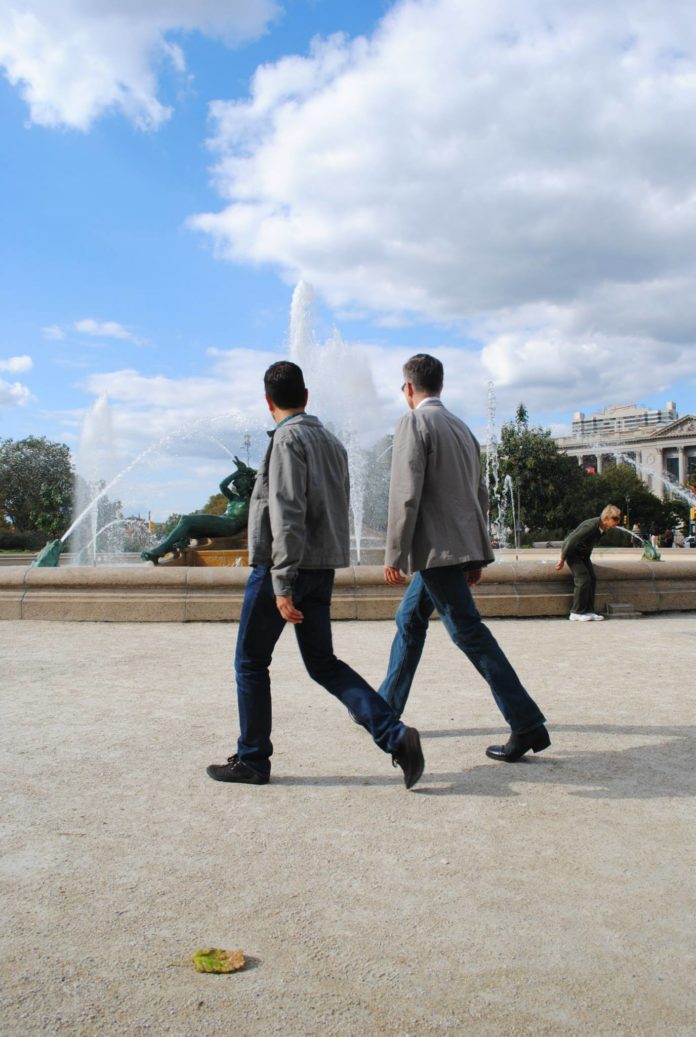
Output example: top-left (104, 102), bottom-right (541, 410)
top-left (2, 615), bottom-right (695, 1037)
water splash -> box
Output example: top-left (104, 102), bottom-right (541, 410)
top-left (288, 281), bottom-right (384, 561)
top-left (586, 441), bottom-right (696, 507)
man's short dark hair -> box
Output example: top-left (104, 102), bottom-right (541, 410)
top-left (264, 361), bottom-right (306, 409)
top-left (403, 354), bottom-right (443, 394)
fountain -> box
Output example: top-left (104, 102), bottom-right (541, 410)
top-left (484, 380), bottom-right (501, 536)
top-left (75, 517), bottom-right (155, 564)
top-left (484, 384), bottom-right (521, 555)
top-left (33, 282), bottom-right (393, 567)
top-left (32, 410), bottom-right (259, 566)
top-left (586, 441), bottom-right (696, 509)
top-left (7, 280), bottom-right (696, 620)
top-left (287, 281), bottom-right (388, 562)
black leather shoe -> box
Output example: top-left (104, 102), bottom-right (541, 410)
top-left (206, 754), bottom-right (269, 784)
top-left (485, 725), bottom-right (550, 762)
top-left (391, 726), bottom-right (425, 789)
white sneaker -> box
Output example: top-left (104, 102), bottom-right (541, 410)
top-left (569, 612), bottom-right (592, 622)
top-left (588, 613), bottom-right (605, 621)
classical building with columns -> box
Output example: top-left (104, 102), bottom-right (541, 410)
top-left (555, 402), bottom-right (696, 500)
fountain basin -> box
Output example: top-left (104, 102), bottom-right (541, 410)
top-left (1, 558), bottom-right (695, 622)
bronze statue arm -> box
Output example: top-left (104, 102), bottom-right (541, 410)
top-left (219, 472), bottom-right (238, 502)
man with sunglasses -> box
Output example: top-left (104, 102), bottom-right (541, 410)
top-left (379, 354), bottom-right (549, 763)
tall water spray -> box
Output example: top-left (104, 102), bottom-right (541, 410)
top-left (69, 396), bottom-right (118, 564)
top-left (288, 281), bottom-right (384, 561)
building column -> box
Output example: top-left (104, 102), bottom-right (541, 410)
top-left (596, 454), bottom-right (604, 475)
top-left (678, 447), bottom-right (688, 486)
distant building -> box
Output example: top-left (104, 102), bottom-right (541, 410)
top-left (555, 402), bottom-right (696, 500)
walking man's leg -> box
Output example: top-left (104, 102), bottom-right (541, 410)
top-left (419, 565), bottom-right (548, 760)
top-left (378, 572), bottom-right (434, 717)
top-left (207, 566), bottom-right (284, 783)
top-left (294, 570), bottom-right (424, 788)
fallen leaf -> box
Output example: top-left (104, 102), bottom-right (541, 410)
top-left (192, 948), bottom-right (246, 974)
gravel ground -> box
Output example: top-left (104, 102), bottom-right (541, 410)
top-left (2, 615), bottom-right (695, 1037)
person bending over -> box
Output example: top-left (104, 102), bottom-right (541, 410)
top-left (555, 505), bottom-right (621, 621)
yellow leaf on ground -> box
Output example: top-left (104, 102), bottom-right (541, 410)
top-left (191, 948), bottom-right (246, 974)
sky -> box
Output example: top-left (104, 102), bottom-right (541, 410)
top-left (2, 0), bottom-right (696, 520)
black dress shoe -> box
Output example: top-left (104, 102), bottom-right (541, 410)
top-left (391, 726), bottom-right (425, 789)
top-left (485, 725), bottom-right (550, 762)
top-left (206, 754), bottom-right (269, 784)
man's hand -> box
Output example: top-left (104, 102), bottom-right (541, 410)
top-left (554, 559), bottom-right (565, 571)
top-left (466, 567), bottom-right (482, 587)
top-left (384, 565), bottom-right (406, 586)
top-left (275, 595), bottom-right (304, 624)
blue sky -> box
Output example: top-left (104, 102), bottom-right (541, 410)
top-left (2, 0), bottom-right (696, 519)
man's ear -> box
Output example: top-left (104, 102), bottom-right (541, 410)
top-left (303, 388), bottom-right (309, 407)
top-left (265, 392), bottom-right (275, 414)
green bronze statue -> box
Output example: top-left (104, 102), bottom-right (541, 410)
top-left (141, 457), bottom-right (257, 564)
top-left (32, 539), bottom-right (67, 567)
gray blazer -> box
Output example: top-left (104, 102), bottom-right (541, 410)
top-left (385, 398), bottom-right (494, 574)
top-left (248, 413), bottom-right (351, 595)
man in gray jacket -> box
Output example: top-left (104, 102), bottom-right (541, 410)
top-left (207, 361), bottom-right (424, 788)
top-left (379, 354), bottom-right (549, 762)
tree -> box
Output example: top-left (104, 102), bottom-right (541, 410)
top-left (153, 513), bottom-right (182, 538)
top-left (493, 407), bottom-right (587, 533)
top-left (0, 436), bottom-right (73, 536)
top-left (200, 493), bottom-right (228, 515)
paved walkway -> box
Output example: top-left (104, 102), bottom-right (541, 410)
top-left (2, 616), bottom-right (695, 1037)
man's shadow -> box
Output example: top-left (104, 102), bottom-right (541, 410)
top-left (412, 722), bottom-right (696, 798)
top-left (273, 724), bottom-right (696, 799)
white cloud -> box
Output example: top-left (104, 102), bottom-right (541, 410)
top-left (75, 318), bottom-right (136, 341)
top-left (0, 354), bottom-right (33, 373)
top-left (0, 0), bottom-right (280, 130)
top-left (42, 325), bottom-right (65, 340)
top-left (191, 0), bottom-right (696, 409)
top-left (0, 378), bottom-right (32, 406)
top-left (78, 347), bottom-right (281, 456)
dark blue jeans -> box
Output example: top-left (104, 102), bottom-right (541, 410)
top-left (378, 566), bottom-right (546, 734)
top-left (235, 566), bottom-right (407, 777)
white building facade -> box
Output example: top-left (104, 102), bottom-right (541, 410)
top-left (555, 402), bottom-right (696, 500)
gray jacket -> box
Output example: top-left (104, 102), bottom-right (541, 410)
top-left (385, 398), bottom-right (494, 574)
top-left (248, 413), bottom-right (351, 595)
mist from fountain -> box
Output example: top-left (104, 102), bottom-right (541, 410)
top-left (484, 381), bottom-right (500, 534)
top-left (61, 414), bottom-right (254, 552)
top-left (68, 396), bottom-right (118, 564)
top-left (36, 284), bottom-right (388, 567)
top-left (287, 281), bottom-right (387, 561)
top-left (75, 517), bottom-right (155, 563)
top-left (483, 382), bottom-right (521, 555)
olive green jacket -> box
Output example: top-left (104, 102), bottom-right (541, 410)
top-left (561, 517), bottom-right (603, 561)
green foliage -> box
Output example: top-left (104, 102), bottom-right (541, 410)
top-left (0, 436), bottom-right (74, 536)
top-left (490, 407), bottom-right (687, 537)
top-left (583, 464), bottom-right (688, 532)
top-left (201, 492), bottom-right (229, 515)
top-left (493, 413), bottom-right (587, 531)
top-left (153, 513), bottom-right (181, 538)
top-left (0, 529), bottom-right (47, 551)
